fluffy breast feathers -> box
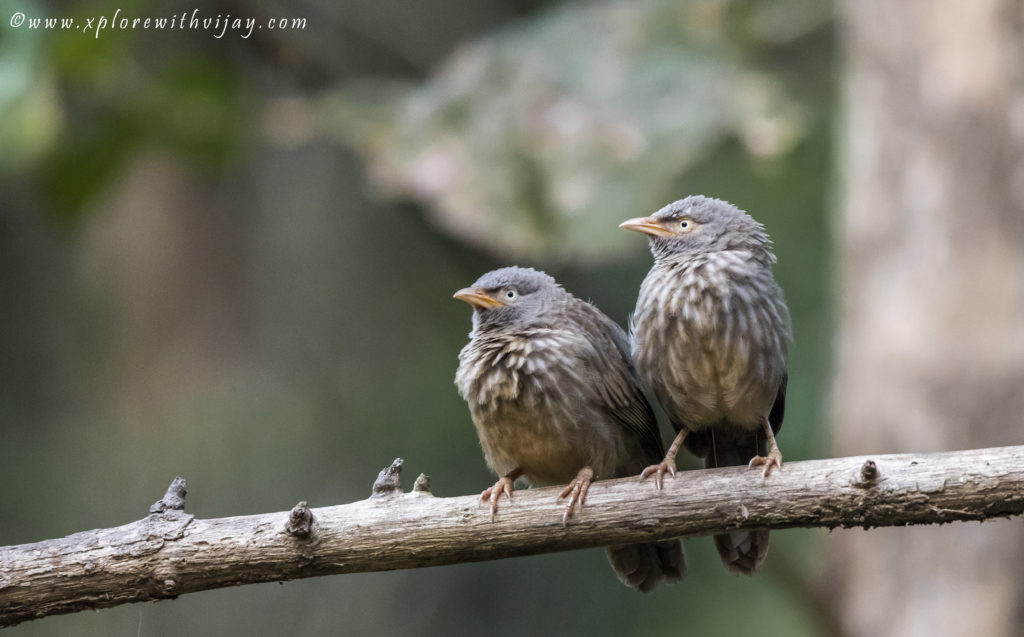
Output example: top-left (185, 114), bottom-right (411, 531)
top-left (632, 250), bottom-right (790, 429)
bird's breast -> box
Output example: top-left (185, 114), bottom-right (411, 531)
top-left (633, 256), bottom-right (789, 429)
top-left (455, 329), bottom-right (606, 484)
top-left (456, 330), bottom-right (581, 407)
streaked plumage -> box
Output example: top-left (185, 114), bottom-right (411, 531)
top-left (622, 196), bottom-right (791, 574)
top-left (454, 266), bottom-right (684, 592)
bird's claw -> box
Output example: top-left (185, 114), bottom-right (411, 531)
top-left (481, 476), bottom-right (515, 521)
top-left (749, 449), bottom-right (783, 479)
top-left (558, 468), bottom-right (594, 527)
top-left (639, 459), bottom-right (677, 489)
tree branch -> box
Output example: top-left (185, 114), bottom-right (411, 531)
top-left (3, 446), bottom-right (1023, 627)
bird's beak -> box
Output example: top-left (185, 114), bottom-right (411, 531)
top-left (453, 287), bottom-right (505, 310)
top-left (619, 216), bottom-right (675, 238)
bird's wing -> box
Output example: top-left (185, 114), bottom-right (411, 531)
top-left (768, 372), bottom-right (786, 435)
top-left (574, 302), bottom-right (665, 461)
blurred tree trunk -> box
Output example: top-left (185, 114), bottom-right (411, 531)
top-left (832, 1), bottom-right (1024, 636)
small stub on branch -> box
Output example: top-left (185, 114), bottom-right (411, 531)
top-left (860, 460), bottom-right (879, 483)
top-left (285, 501), bottom-right (314, 537)
top-left (149, 477), bottom-right (187, 514)
top-left (371, 458), bottom-right (404, 498)
top-left (413, 473), bottom-right (432, 495)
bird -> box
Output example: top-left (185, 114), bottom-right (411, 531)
top-left (454, 266), bottom-right (685, 592)
top-left (620, 195), bottom-right (791, 575)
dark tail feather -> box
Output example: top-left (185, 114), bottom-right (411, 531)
top-left (714, 530), bottom-right (770, 574)
top-left (706, 439), bottom-right (770, 575)
top-left (606, 539), bottom-right (685, 592)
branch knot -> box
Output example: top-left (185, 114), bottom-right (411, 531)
top-left (859, 460), bottom-right (879, 484)
top-left (149, 477), bottom-right (187, 514)
top-left (371, 458), bottom-right (404, 498)
top-left (285, 501), bottom-right (315, 538)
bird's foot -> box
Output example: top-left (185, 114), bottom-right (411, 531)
top-left (558, 467), bottom-right (594, 527)
top-left (639, 458), bottom-right (677, 490)
top-left (481, 476), bottom-right (515, 520)
top-left (749, 448), bottom-right (783, 479)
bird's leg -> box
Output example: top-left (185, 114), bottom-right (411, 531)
top-left (481, 467), bottom-right (523, 520)
top-left (558, 466), bottom-right (594, 527)
top-left (640, 429), bottom-right (688, 489)
top-left (749, 416), bottom-right (783, 478)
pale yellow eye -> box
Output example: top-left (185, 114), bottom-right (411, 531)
top-left (679, 218), bottom-right (696, 232)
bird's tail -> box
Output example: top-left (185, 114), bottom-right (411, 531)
top-left (713, 529), bottom-right (769, 575)
top-left (706, 443), bottom-right (769, 575)
top-left (606, 539), bottom-right (685, 593)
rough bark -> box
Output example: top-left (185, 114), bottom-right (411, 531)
top-left (834, 2), bottom-right (1024, 635)
top-left (3, 448), bottom-right (1024, 628)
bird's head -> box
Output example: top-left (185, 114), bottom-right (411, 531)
top-left (453, 266), bottom-right (562, 331)
top-left (619, 195), bottom-right (772, 263)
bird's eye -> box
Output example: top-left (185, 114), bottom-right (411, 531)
top-left (504, 288), bottom-right (518, 301)
top-left (679, 218), bottom-right (695, 232)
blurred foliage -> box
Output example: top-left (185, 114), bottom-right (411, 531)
top-left (0, 0), bottom-right (60, 168)
top-left (0, 0), bottom-right (247, 218)
top-left (331, 0), bottom-right (831, 260)
top-left (38, 56), bottom-right (245, 216)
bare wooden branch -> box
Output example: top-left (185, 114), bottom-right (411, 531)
top-left (2, 446), bottom-right (1023, 627)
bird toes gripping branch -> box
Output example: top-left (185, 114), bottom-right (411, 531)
top-left (480, 473), bottom-right (518, 520)
top-left (639, 429), bottom-right (685, 489)
top-left (749, 416), bottom-right (784, 479)
top-left (558, 467), bottom-right (594, 527)
top-left (748, 448), bottom-right (783, 479)
top-left (639, 459), bottom-right (677, 489)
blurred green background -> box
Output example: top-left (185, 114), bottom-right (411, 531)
top-left (1, 0), bottom-right (836, 634)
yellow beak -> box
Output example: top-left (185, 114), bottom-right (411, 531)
top-left (453, 287), bottom-right (505, 310)
top-left (619, 216), bottom-right (675, 238)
